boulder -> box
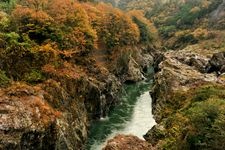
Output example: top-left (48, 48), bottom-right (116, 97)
top-left (0, 80), bottom-right (89, 150)
top-left (125, 58), bottom-right (144, 83)
top-left (207, 51), bottom-right (225, 74)
top-left (103, 134), bottom-right (153, 150)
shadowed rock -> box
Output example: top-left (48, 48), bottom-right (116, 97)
top-left (207, 51), bottom-right (225, 75)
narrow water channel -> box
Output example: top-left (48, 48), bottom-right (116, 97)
top-left (86, 79), bottom-right (156, 150)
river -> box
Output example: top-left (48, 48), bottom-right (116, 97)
top-left (86, 78), bottom-right (156, 150)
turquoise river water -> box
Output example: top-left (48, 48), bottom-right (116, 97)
top-left (86, 79), bottom-right (156, 150)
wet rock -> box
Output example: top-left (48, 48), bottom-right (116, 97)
top-left (103, 134), bottom-right (153, 150)
top-left (113, 47), bottom-right (154, 83)
top-left (152, 52), bottom-right (165, 73)
top-left (144, 125), bottom-right (165, 146)
top-left (124, 52), bottom-right (154, 83)
top-left (83, 74), bottom-right (121, 119)
top-left (134, 50), bottom-right (154, 73)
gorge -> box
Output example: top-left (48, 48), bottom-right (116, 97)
top-left (87, 77), bottom-right (156, 150)
top-left (0, 0), bottom-right (225, 150)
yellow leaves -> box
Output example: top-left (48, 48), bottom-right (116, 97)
top-left (21, 0), bottom-right (48, 10)
top-left (11, 0), bottom-right (154, 51)
top-left (175, 30), bottom-right (191, 37)
top-left (0, 12), bottom-right (9, 30)
top-left (12, 5), bottom-right (53, 24)
top-left (190, 6), bottom-right (201, 14)
top-left (76, 2), bottom-right (141, 48)
top-left (47, 0), bottom-right (84, 24)
top-left (201, 0), bottom-right (211, 9)
top-left (39, 43), bottom-right (59, 57)
top-left (42, 62), bottom-right (84, 79)
top-left (191, 28), bottom-right (212, 40)
top-left (128, 10), bottom-right (159, 41)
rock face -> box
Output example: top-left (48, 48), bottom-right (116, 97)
top-left (103, 134), bottom-right (153, 150)
top-left (0, 76), bottom-right (121, 150)
top-left (113, 47), bottom-right (154, 83)
top-left (0, 44), bottom-right (153, 149)
top-left (150, 46), bottom-right (218, 122)
top-left (126, 58), bottom-right (144, 82)
top-left (143, 125), bottom-right (165, 146)
top-left (0, 83), bottom-right (59, 150)
top-left (145, 45), bottom-right (225, 148)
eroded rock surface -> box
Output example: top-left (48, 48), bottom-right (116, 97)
top-left (0, 83), bottom-right (58, 150)
top-left (103, 134), bottom-right (153, 150)
top-left (0, 44), bottom-right (153, 149)
top-left (150, 46), bottom-right (219, 122)
top-left (145, 45), bottom-right (225, 149)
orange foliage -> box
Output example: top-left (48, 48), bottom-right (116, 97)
top-left (42, 62), bottom-right (85, 79)
top-left (12, 5), bottom-right (52, 24)
top-left (11, 0), bottom-right (153, 51)
top-left (128, 10), bottom-right (158, 36)
top-left (20, 0), bottom-right (48, 11)
top-left (46, 0), bottom-right (76, 24)
top-left (86, 3), bottom-right (140, 48)
top-left (13, 0), bottom-right (97, 51)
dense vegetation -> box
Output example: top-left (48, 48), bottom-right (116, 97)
top-left (0, 0), bottom-right (158, 85)
top-left (146, 0), bottom-right (224, 49)
top-left (100, 0), bottom-right (225, 49)
top-left (97, 0), bottom-right (225, 149)
top-left (155, 83), bottom-right (225, 149)
top-left (0, 0), bottom-right (225, 149)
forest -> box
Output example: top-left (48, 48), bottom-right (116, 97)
top-left (0, 0), bottom-right (225, 150)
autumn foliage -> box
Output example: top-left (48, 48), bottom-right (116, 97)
top-left (10, 0), bottom-right (154, 52)
top-left (0, 0), bottom-right (157, 83)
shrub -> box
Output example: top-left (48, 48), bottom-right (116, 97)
top-left (158, 25), bottom-right (176, 38)
top-left (156, 83), bottom-right (225, 149)
top-left (23, 69), bottom-right (45, 83)
top-left (93, 3), bottom-right (140, 49)
top-left (0, 0), bottom-right (17, 12)
top-left (128, 10), bottom-right (158, 44)
top-left (0, 69), bottom-right (10, 87)
top-left (185, 99), bottom-right (225, 149)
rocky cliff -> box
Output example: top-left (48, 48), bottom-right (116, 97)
top-left (0, 0), bottom-right (160, 148)
top-left (0, 44), bottom-right (154, 149)
top-left (145, 44), bottom-right (225, 149)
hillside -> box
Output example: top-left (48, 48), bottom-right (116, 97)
top-left (0, 0), bottom-right (225, 150)
top-left (97, 0), bottom-right (225, 150)
top-left (0, 0), bottom-right (159, 149)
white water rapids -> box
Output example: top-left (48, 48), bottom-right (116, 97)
top-left (88, 85), bottom-right (156, 150)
